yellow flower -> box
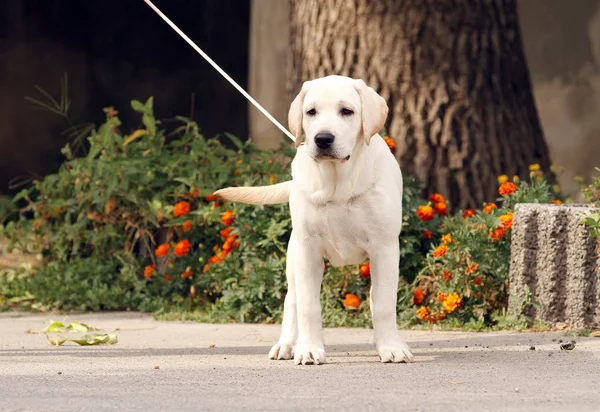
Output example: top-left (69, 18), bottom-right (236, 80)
top-left (529, 163), bottom-right (541, 172)
top-left (416, 306), bottom-right (430, 320)
top-left (497, 174), bottom-right (509, 184)
top-left (443, 292), bottom-right (462, 313)
top-left (441, 233), bottom-right (452, 245)
top-left (513, 175), bottom-right (520, 183)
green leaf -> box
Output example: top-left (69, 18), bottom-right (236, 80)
top-left (131, 100), bottom-right (145, 113)
top-left (43, 320), bottom-right (66, 333)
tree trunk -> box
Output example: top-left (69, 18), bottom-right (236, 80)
top-left (289, 0), bottom-right (553, 209)
top-left (248, 0), bottom-right (291, 150)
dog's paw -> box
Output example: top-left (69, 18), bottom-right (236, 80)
top-left (293, 343), bottom-right (326, 365)
top-left (268, 342), bottom-right (295, 360)
top-left (377, 340), bottom-right (414, 363)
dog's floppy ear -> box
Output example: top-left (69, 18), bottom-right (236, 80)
top-left (288, 81), bottom-right (311, 148)
top-left (353, 79), bottom-right (388, 145)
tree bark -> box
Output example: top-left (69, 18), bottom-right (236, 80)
top-left (248, 0), bottom-right (291, 150)
top-left (289, 0), bottom-right (553, 209)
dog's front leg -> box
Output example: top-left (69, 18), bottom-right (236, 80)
top-left (370, 238), bottom-right (414, 363)
top-left (269, 234), bottom-right (298, 360)
top-left (293, 239), bottom-right (326, 365)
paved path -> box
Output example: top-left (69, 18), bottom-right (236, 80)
top-left (1, 312), bottom-right (599, 412)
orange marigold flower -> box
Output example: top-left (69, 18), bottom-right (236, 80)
top-left (220, 227), bottom-right (233, 239)
top-left (489, 227), bottom-right (506, 242)
top-left (499, 212), bottom-right (513, 230)
top-left (441, 233), bottom-right (452, 245)
top-left (208, 255), bottom-right (222, 264)
top-left (173, 201), bottom-right (191, 217)
top-left (343, 293), bottom-right (361, 309)
top-left (434, 202), bottom-right (448, 216)
top-left (205, 194), bottom-right (218, 202)
top-left (359, 263), bottom-right (370, 278)
top-left (143, 264), bottom-right (155, 280)
top-left (423, 230), bottom-right (433, 240)
top-left (213, 201), bottom-right (220, 208)
top-left (433, 245), bottom-right (448, 259)
top-left (190, 188), bottom-right (200, 198)
top-left (222, 238), bottom-right (235, 252)
top-left (437, 292), bottom-right (447, 302)
top-left (174, 239), bottom-right (192, 257)
top-left (217, 249), bottom-right (229, 259)
top-left (183, 220), bottom-right (193, 232)
top-left (181, 268), bottom-right (193, 279)
top-left (417, 205), bottom-right (435, 221)
top-left (472, 277), bottom-right (483, 286)
top-left (384, 137), bottom-right (396, 153)
top-left (413, 289), bottom-right (425, 305)
top-left (463, 209), bottom-right (476, 219)
top-left (430, 193), bottom-right (445, 204)
top-left (154, 243), bottom-right (170, 258)
top-left (443, 292), bottom-right (462, 313)
top-left (465, 263), bottom-right (479, 275)
top-left (437, 312), bottom-right (446, 320)
top-left (552, 199), bottom-right (563, 205)
top-left (163, 274), bottom-right (172, 282)
top-left (203, 264), bottom-right (211, 273)
top-left (498, 182), bottom-right (518, 196)
top-left (442, 270), bottom-right (452, 281)
top-left (483, 202), bottom-right (497, 214)
top-left (416, 306), bottom-right (430, 320)
top-left (221, 210), bottom-right (235, 226)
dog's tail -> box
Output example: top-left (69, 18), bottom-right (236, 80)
top-left (214, 181), bottom-right (291, 205)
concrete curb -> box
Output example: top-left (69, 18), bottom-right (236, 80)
top-left (509, 203), bottom-right (600, 327)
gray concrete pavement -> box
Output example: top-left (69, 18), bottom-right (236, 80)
top-left (1, 312), bottom-right (600, 412)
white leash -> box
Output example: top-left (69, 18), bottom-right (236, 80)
top-left (143, 0), bottom-right (296, 143)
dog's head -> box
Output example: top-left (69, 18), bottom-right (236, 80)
top-left (288, 75), bottom-right (388, 161)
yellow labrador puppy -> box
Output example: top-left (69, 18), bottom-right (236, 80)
top-left (215, 75), bottom-right (413, 365)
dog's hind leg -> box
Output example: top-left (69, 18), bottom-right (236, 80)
top-left (268, 233), bottom-right (298, 360)
top-left (369, 238), bottom-right (414, 363)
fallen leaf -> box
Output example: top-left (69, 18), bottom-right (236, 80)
top-left (46, 333), bottom-right (118, 346)
top-left (589, 331), bottom-right (600, 337)
top-left (208, 344), bottom-right (216, 348)
top-left (154, 365), bottom-right (160, 370)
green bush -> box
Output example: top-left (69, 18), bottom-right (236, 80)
top-left (0, 99), bottom-right (436, 325)
top-left (582, 167), bottom-right (600, 239)
top-left (412, 168), bottom-right (560, 327)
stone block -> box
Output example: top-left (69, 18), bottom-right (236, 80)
top-left (509, 203), bottom-right (600, 328)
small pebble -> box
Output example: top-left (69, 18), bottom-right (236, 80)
top-left (208, 344), bottom-right (216, 348)
top-left (529, 346), bottom-right (536, 351)
top-left (57, 372), bottom-right (62, 375)
top-left (515, 388), bottom-right (520, 393)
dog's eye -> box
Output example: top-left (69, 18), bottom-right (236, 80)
top-left (341, 108), bottom-right (354, 116)
top-left (306, 108), bottom-right (317, 116)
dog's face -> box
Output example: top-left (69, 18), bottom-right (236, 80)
top-left (288, 76), bottom-right (388, 161)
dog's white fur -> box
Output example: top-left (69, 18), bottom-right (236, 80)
top-left (215, 75), bottom-right (413, 365)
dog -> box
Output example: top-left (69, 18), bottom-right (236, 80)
top-left (215, 75), bottom-right (414, 365)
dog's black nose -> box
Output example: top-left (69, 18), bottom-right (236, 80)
top-left (315, 133), bottom-right (335, 149)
